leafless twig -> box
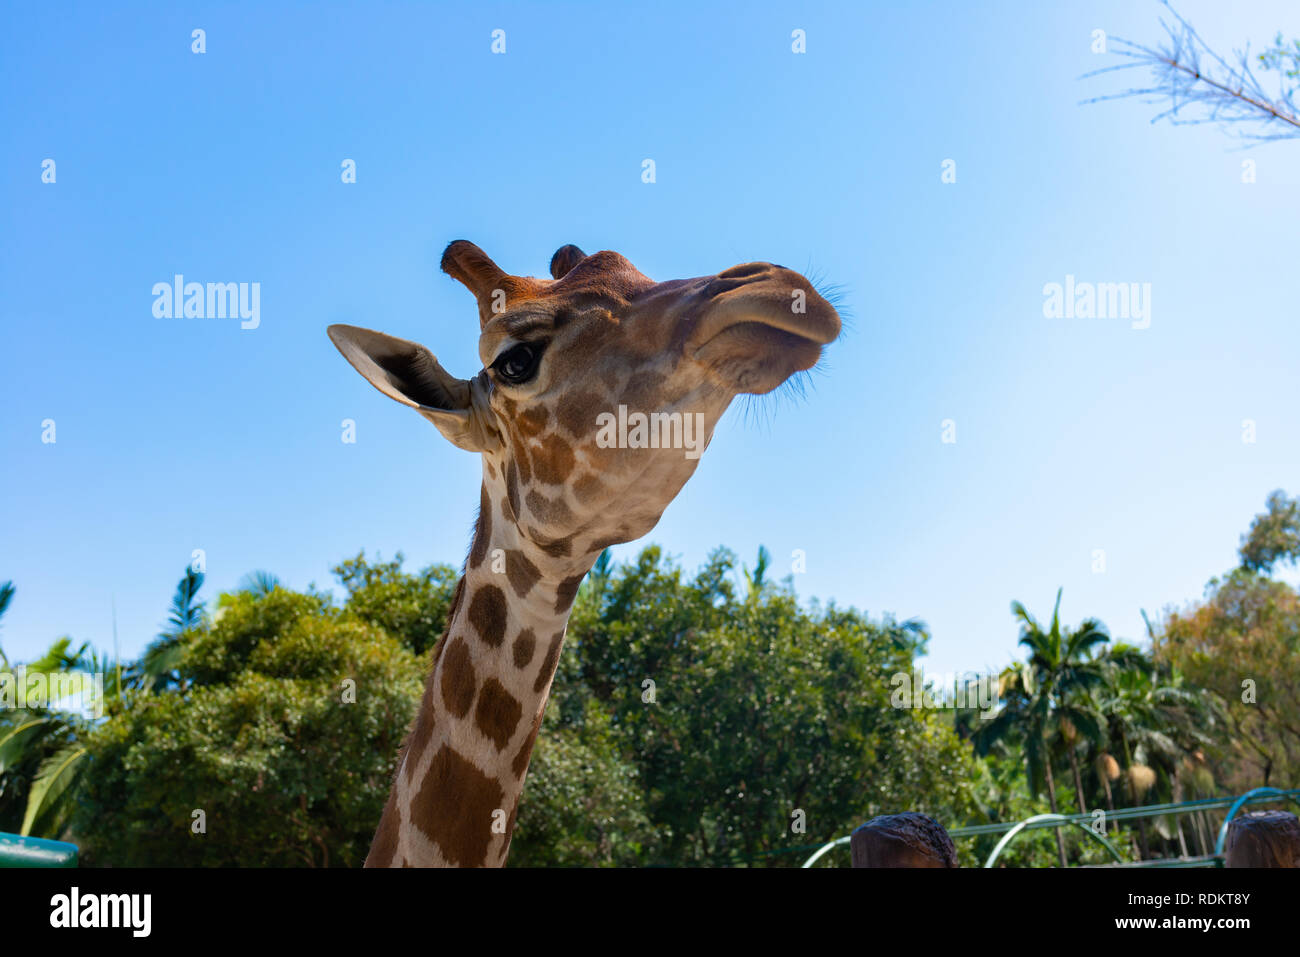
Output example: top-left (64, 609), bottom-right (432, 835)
top-left (1081, 1), bottom-right (1300, 144)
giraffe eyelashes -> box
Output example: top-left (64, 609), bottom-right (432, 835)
top-left (491, 342), bottom-right (546, 385)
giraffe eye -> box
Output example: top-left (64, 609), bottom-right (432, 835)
top-left (492, 342), bottom-right (544, 385)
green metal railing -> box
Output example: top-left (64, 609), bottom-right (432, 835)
top-left (949, 789), bottom-right (1300, 838)
top-left (0, 832), bottom-right (78, 868)
top-left (982, 813), bottom-right (1123, 867)
top-left (801, 787), bottom-right (1300, 868)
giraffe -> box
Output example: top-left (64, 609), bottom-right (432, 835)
top-left (328, 240), bottom-right (840, 867)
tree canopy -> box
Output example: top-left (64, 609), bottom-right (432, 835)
top-left (2, 485), bottom-right (1295, 867)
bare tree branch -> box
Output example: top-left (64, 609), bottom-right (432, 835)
top-left (1082, 1), bottom-right (1300, 144)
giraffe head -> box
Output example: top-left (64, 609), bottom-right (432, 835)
top-left (329, 241), bottom-right (840, 563)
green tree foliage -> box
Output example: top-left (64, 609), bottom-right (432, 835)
top-left (0, 580), bottom-right (14, 651)
top-left (1, 541), bottom-right (1246, 867)
top-left (1156, 568), bottom-right (1300, 791)
top-left (1259, 32), bottom-right (1300, 78)
top-left (519, 545), bottom-right (984, 867)
top-left (140, 567), bottom-right (206, 692)
top-left (507, 702), bottom-right (653, 867)
top-left (1090, 645), bottom-right (1223, 858)
top-left (74, 585), bottom-right (423, 866)
top-left (972, 590), bottom-right (1108, 866)
top-left (0, 583), bottom-right (119, 837)
top-left (966, 591), bottom-right (1223, 864)
top-left (54, 546), bottom-right (985, 866)
top-left (1238, 489), bottom-right (1300, 573)
top-left (332, 551), bottom-right (459, 655)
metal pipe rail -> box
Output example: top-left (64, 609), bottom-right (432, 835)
top-left (982, 813), bottom-right (1124, 868)
top-left (949, 787), bottom-right (1300, 838)
top-left (801, 787), bottom-right (1300, 868)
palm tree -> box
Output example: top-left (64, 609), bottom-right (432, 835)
top-left (974, 589), bottom-right (1109, 866)
top-left (0, 634), bottom-right (103, 837)
top-left (0, 583), bottom-right (81, 834)
top-left (237, 569), bottom-right (280, 597)
top-left (1095, 647), bottom-right (1221, 859)
top-left (1, 568), bottom-right (207, 837)
top-left (740, 545), bottom-right (771, 601)
top-left (0, 580), bottom-right (14, 670)
top-left (140, 567), bottom-right (205, 691)
top-left (1056, 707), bottom-right (1106, 817)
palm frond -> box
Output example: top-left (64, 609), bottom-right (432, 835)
top-left (21, 743), bottom-right (88, 838)
top-left (166, 567), bottom-right (206, 632)
top-left (0, 580), bottom-right (14, 666)
top-left (238, 570), bottom-right (281, 597)
top-left (0, 717), bottom-right (54, 775)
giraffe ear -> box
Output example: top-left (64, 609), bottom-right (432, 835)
top-left (327, 324), bottom-right (501, 453)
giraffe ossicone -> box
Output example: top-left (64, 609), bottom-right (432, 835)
top-left (328, 240), bottom-right (840, 867)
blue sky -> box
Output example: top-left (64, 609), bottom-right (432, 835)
top-left (3, 1), bottom-right (1298, 680)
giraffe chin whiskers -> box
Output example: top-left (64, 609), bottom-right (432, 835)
top-left (735, 366), bottom-right (822, 432)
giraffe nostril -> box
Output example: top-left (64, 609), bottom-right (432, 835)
top-left (715, 262), bottom-right (772, 280)
top-left (701, 276), bottom-right (753, 298)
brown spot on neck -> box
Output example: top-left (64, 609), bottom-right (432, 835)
top-left (411, 745), bottom-right (504, 867)
top-left (468, 584), bottom-right (508, 647)
top-left (572, 473), bottom-right (605, 503)
top-left (526, 488), bottom-right (574, 525)
top-left (511, 708), bottom-right (546, 779)
top-left (474, 677), bottom-right (524, 751)
top-left (555, 389), bottom-right (605, 439)
top-left (554, 573), bottom-right (586, 614)
top-left (439, 636), bottom-right (477, 718)
top-left (534, 532), bottom-right (574, 558)
top-left (533, 630), bottom-right (566, 694)
top-left (404, 677), bottom-right (439, 782)
top-left (531, 433), bottom-right (576, 486)
top-left (505, 549), bottom-right (542, 598)
top-left (512, 628), bottom-right (537, 668)
top-left (517, 406), bottom-right (549, 438)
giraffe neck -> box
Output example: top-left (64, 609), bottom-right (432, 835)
top-left (365, 483), bottom-right (593, 867)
